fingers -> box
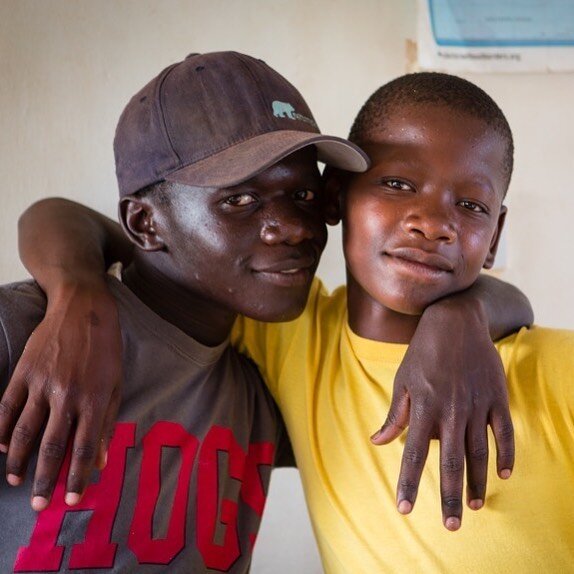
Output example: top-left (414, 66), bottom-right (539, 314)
top-left (95, 389), bottom-right (121, 470)
top-left (439, 427), bottom-right (466, 531)
top-left (395, 418), bottom-right (432, 515)
top-left (31, 410), bottom-right (73, 511)
top-left (465, 417), bottom-right (489, 511)
top-left (371, 389), bottom-right (410, 445)
top-left (5, 396), bottom-right (48, 486)
top-left (30, 394), bottom-right (120, 511)
top-left (0, 372), bottom-right (30, 452)
top-left (490, 405), bottom-right (514, 479)
top-left (64, 405), bottom-right (108, 505)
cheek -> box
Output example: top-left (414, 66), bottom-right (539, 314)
top-left (344, 223), bottom-right (381, 287)
top-left (460, 228), bottom-right (498, 274)
top-left (168, 223), bottom-right (245, 279)
top-left (170, 207), bottom-right (249, 264)
top-left (344, 198), bottom-right (389, 253)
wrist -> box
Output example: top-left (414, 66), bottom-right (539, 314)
top-left (422, 290), bottom-right (488, 333)
top-left (44, 270), bottom-right (115, 316)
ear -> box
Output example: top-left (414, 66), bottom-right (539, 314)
top-left (322, 167), bottom-right (346, 226)
top-left (118, 196), bottom-right (166, 252)
top-left (483, 205), bottom-right (507, 269)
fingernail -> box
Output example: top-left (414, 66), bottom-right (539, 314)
top-left (65, 492), bottom-right (81, 506)
top-left (499, 468), bottom-right (512, 479)
top-left (31, 496), bottom-right (49, 512)
top-left (445, 516), bottom-right (461, 531)
top-left (0, 443), bottom-right (8, 454)
top-left (370, 430), bottom-right (382, 441)
top-left (96, 450), bottom-right (108, 470)
top-left (7, 473), bottom-right (22, 486)
top-left (397, 500), bottom-right (412, 515)
top-left (469, 498), bottom-right (483, 511)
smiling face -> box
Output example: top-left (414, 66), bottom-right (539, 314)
top-left (342, 103), bottom-right (508, 332)
top-left (136, 147), bottom-right (327, 324)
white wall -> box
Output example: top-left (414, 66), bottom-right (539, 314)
top-left (1, 1), bottom-right (573, 572)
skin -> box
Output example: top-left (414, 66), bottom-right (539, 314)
top-left (331, 102), bottom-right (510, 528)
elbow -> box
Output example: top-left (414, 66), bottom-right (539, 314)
top-left (18, 197), bottom-right (74, 232)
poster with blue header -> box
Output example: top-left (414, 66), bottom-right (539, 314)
top-left (417, 0), bottom-right (574, 72)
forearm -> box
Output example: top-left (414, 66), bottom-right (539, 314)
top-left (425, 274), bottom-right (533, 341)
top-left (18, 198), bottom-right (133, 293)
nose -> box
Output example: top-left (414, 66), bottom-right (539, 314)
top-left (403, 198), bottom-right (456, 243)
top-left (259, 200), bottom-right (316, 245)
top-left (260, 214), bottom-right (315, 245)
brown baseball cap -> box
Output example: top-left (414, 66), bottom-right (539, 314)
top-left (114, 51), bottom-right (369, 197)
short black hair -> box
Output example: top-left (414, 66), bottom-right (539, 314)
top-left (349, 72), bottom-right (514, 189)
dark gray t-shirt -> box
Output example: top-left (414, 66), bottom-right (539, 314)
top-left (0, 278), bottom-right (285, 573)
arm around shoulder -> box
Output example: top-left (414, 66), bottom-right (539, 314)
top-left (0, 199), bottom-right (127, 510)
top-left (18, 197), bottom-right (133, 294)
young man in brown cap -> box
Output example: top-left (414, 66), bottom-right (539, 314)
top-left (0, 51), bottom-right (368, 572)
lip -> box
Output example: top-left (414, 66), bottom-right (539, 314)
top-left (385, 247), bottom-right (454, 274)
top-left (253, 256), bottom-right (316, 287)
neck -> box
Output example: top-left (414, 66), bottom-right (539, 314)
top-left (122, 256), bottom-right (237, 347)
top-left (346, 274), bottom-right (420, 344)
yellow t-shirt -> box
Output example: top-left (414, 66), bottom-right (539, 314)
top-left (234, 279), bottom-right (574, 573)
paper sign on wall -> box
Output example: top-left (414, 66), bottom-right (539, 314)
top-left (417, 0), bottom-right (574, 72)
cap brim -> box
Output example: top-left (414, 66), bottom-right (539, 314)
top-left (164, 130), bottom-right (369, 189)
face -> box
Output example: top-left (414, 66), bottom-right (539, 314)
top-left (146, 147), bottom-right (327, 322)
top-left (342, 104), bottom-right (507, 318)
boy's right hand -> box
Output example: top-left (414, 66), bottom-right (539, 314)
top-left (0, 279), bottom-right (122, 511)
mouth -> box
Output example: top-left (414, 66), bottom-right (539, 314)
top-left (253, 257), bottom-right (316, 287)
top-left (385, 247), bottom-right (454, 276)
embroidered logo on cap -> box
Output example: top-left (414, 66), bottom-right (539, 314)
top-left (272, 100), bottom-right (318, 128)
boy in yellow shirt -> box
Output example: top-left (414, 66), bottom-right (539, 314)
top-left (235, 72), bottom-right (574, 571)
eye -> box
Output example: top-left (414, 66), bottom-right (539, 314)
top-left (458, 199), bottom-right (488, 214)
top-left (293, 189), bottom-right (316, 202)
top-left (224, 193), bottom-right (257, 207)
top-left (380, 178), bottom-right (413, 192)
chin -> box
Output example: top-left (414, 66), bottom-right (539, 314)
top-left (376, 291), bottom-right (437, 317)
top-left (388, 303), bottom-right (426, 317)
top-left (256, 283), bottom-right (313, 322)
top-left (250, 299), bottom-right (308, 323)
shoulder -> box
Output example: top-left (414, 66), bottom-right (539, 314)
top-left (315, 281), bottom-right (347, 329)
top-left (497, 326), bottom-right (574, 364)
top-left (497, 326), bottom-right (574, 397)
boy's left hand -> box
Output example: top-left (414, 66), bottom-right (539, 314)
top-left (370, 298), bottom-right (514, 531)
